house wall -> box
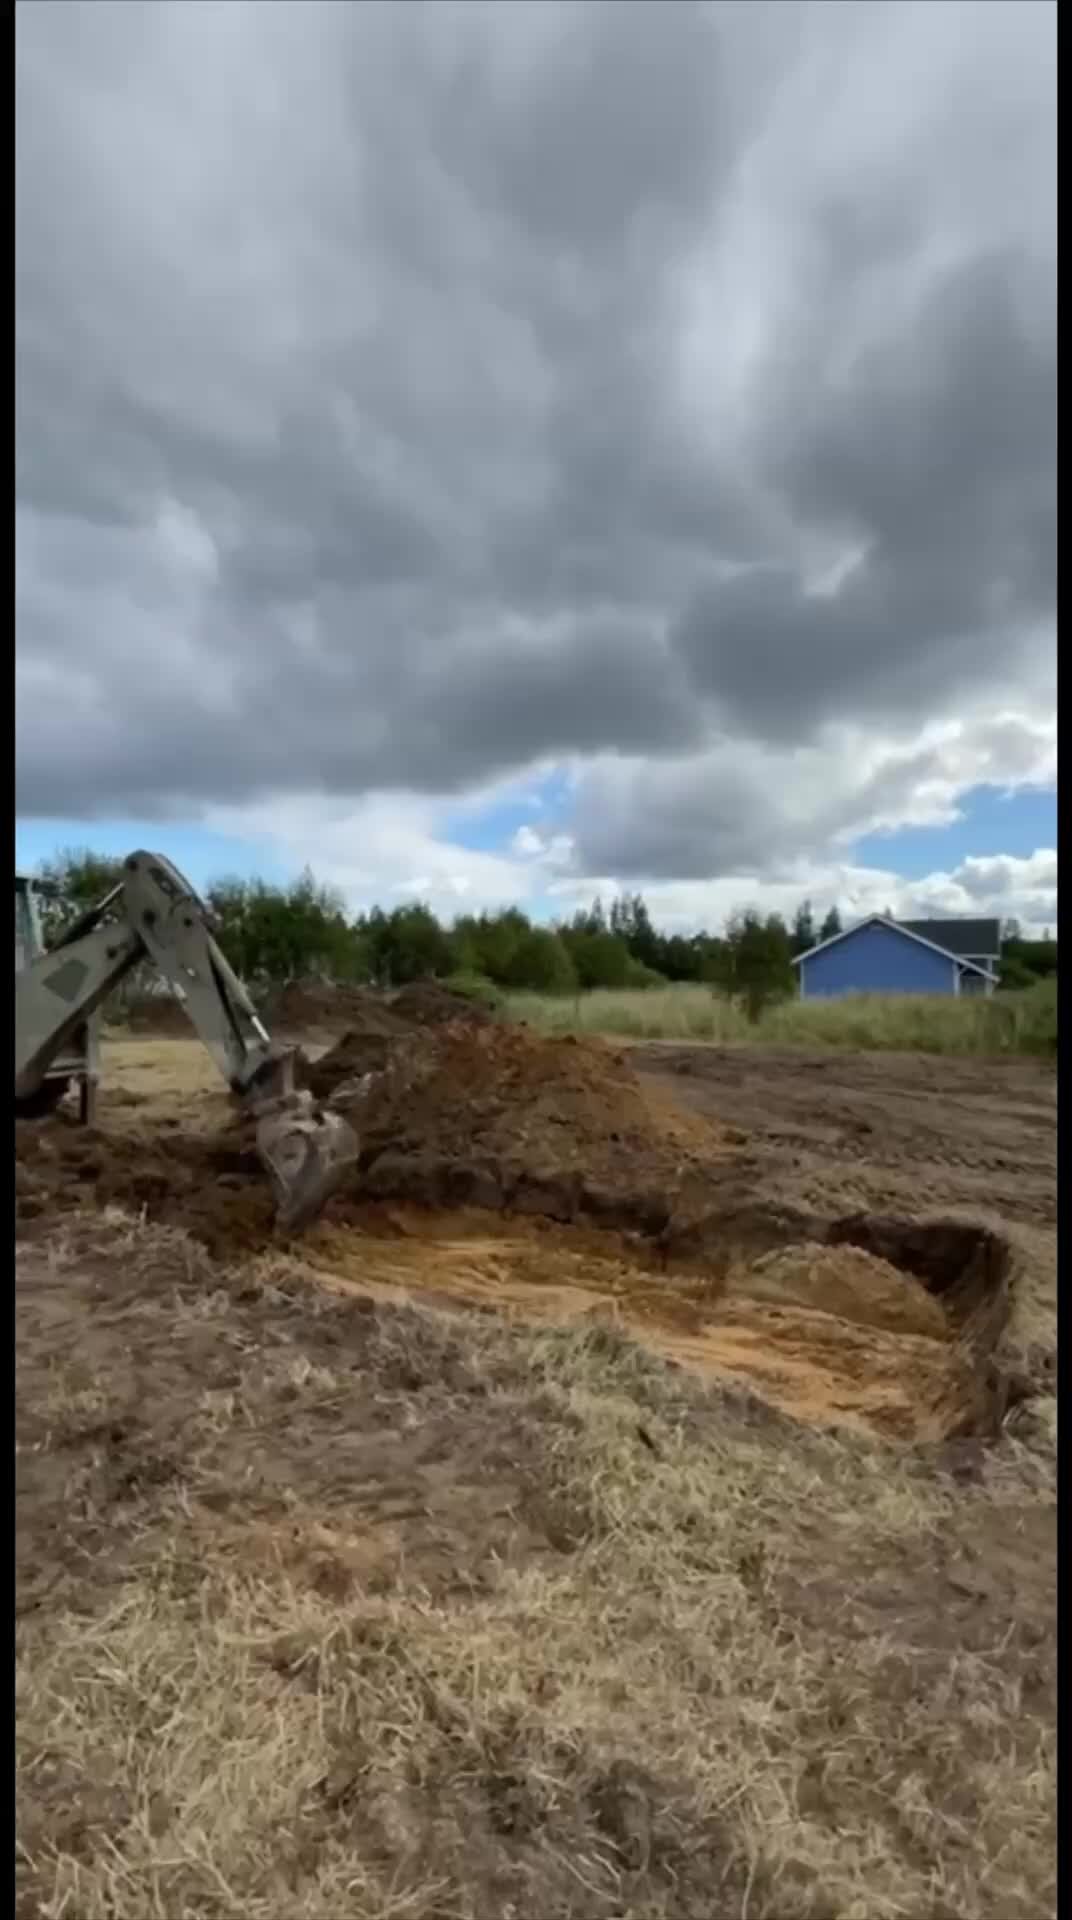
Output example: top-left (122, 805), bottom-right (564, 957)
top-left (799, 922), bottom-right (958, 999)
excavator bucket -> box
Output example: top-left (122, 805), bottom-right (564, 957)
top-left (241, 1049), bottom-right (360, 1232)
top-left (255, 1092), bottom-right (360, 1233)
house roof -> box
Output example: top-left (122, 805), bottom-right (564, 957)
top-left (791, 914), bottom-right (993, 977)
top-left (899, 917), bottom-right (1000, 958)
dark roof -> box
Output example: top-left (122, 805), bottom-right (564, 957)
top-left (899, 918), bottom-right (1001, 958)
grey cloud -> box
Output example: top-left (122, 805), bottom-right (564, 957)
top-left (670, 250), bottom-right (1056, 742)
top-left (571, 715), bottom-right (1055, 881)
top-left (15, 0), bottom-right (1055, 878)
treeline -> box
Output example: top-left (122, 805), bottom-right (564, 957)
top-left (33, 849), bottom-right (1056, 1013)
top-left (32, 849), bottom-right (838, 1015)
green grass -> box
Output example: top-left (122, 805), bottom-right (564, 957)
top-left (508, 975), bottom-right (1057, 1057)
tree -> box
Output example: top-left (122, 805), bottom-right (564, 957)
top-left (503, 927), bottom-right (577, 994)
top-left (610, 891), bottom-right (661, 972)
top-left (34, 847), bottom-right (126, 946)
top-left (818, 905), bottom-right (842, 943)
top-left (450, 908), bottom-right (531, 985)
top-left (718, 909), bottom-right (795, 1024)
top-left (209, 871), bottom-right (367, 984)
top-left (559, 924), bottom-right (633, 989)
top-left (362, 903), bottom-right (455, 985)
top-left (791, 899), bottom-right (816, 957)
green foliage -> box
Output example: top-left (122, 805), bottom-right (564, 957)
top-left (34, 847), bottom-right (126, 946)
top-left (503, 927), bottom-right (577, 995)
top-left (209, 870), bottom-right (367, 985)
top-left (999, 933), bottom-right (1057, 991)
top-left (716, 909), bottom-right (796, 1024)
top-left (451, 908), bottom-right (531, 986)
top-left (25, 847), bottom-right (1055, 1049)
top-left (791, 899), bottom-right (816, 957)
top-left (622, 956), bottom-right (666, 990)
top-left (818, 905), bottom-right (842, 943)
top-left (358, 903), bottom-right (455, 986)
top-left (561, 924), bottom-right (633, 990)
top-left (441, 970), bottom-right (506, 1013)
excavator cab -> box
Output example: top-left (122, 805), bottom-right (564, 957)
top-left (14, 873), bottom-right (100, 1122)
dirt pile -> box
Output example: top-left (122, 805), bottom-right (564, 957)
top-left (266, 977), bottom-right (495, 1040)
top-left (14, 1011), bottom-right (734, 1256)
top-left (318, 1021), bottom-right (732, 1231)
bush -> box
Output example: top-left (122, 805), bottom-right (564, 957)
top-left (441, 971), bottom-right (506, 1013)
top-left (623, 957), bottom-right (667, 991)
top-left (503, 927), bottom-right (578, 995)
top-left (563, 928), bottom-right (634, 990)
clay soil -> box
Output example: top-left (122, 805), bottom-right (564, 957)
top-left (15, 1013), bottom-right (1057, 1918)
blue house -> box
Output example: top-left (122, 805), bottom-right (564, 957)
top-left (793, 915), bottom-right (1001, 1000)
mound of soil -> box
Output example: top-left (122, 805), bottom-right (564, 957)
top-left (389, 980), bottom-right (496, 1027)
top-left (319, 1021), bottom-right (733, 1232)
top-left (262, 981), bottom-right (394, 1034)
top-left (15, 1012), bottom-right (739, 1259)
top-left (298, 983), bottom-right (494, 1096)
top-left (265, 977), bottom-right (496, 1042)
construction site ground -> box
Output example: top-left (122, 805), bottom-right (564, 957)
top-left (16, 1008), bottom-right (1056, 1920)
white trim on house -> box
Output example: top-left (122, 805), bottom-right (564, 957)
top-left (791, 914), bottom-right (993, 979)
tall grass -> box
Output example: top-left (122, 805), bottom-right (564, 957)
top-left (508, 975), bottom-right (1057, 1057)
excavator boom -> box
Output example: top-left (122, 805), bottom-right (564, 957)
top-left (15, 851), bottom-right (358, 1232)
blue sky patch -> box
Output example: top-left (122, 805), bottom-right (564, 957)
top-left (15, 819), bottom-right (289, 892)
top-left (850, 783), bottom-right (1056, 878)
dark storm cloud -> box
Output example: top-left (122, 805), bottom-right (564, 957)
top-left (16, 0), bottom-right (1055, 864)
top-left (670, 250), bottom-right (1055, 742)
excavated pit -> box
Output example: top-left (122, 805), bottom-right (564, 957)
top-left (14, 990), bottom-right (1021, 1443)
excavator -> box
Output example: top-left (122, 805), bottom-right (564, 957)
top-left (15, 850), bottom-right (359, 1231)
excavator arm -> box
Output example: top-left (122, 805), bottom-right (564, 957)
top-left (15, 851), bottom-right (358, 1231)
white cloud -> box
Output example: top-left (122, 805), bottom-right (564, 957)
top-left (203, 778), bottom-right (1056, 940)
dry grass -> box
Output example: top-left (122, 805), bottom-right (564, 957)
top-left (16, 1214), bottom-right (1056, 1920)
top-left (509, 982), bottom-right (1056, 1056)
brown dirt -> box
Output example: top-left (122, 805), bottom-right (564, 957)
top-left (266, 975), bottom-right (495, 1040)
top-left (15, 1031), bottom-right (1057, 1912)
top-left (630, 1043), bottom-right (1057, 1228)
top-left (14, 1221), bottom-right (1057, 1920)
top-left (14, 1023), bottom-right (1052, 1448)
top-left (320, 1019), bottom-right (732, 1230)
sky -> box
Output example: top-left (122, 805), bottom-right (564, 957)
top-left (15, 0), bottom-right (1056, 935)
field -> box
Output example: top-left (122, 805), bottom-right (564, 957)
top-left (16, 998), bottom-right (1057, 1920)
top-left (508, 979), bottom-right (1057, 1055)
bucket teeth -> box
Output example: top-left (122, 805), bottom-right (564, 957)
top-left (254, 1096), bottom-right (360, 1232)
